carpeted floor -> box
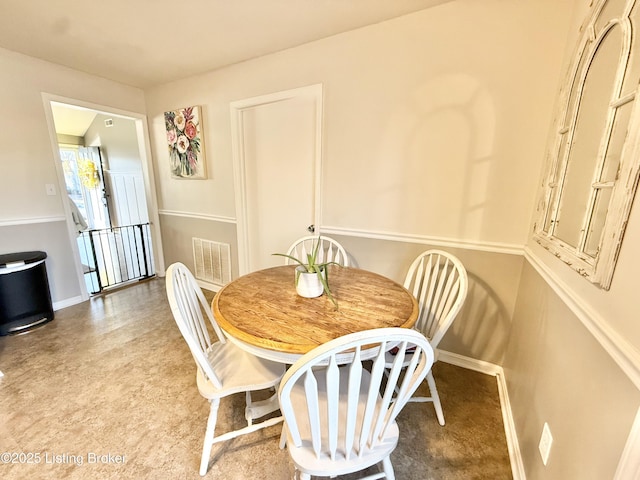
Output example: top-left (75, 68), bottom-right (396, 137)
top-left (0, 278), bottom-right (512, 479)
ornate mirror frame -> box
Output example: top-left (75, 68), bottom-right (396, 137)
top-left (534, 0), bottom-right (640, 289)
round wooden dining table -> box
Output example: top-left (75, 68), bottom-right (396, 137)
top-left (212, 265), bottom-right (419, 363)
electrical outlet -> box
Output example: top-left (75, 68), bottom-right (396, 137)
top-left (539, 422), bottom-right (553, 466)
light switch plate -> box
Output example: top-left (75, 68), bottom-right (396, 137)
top-left (45, 183), bottom-right (56, 196)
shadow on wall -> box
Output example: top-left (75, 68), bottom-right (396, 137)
top-left (440, 270), bottom-right (511, 365)
top-left (346, 252), bottom-right (360, 269)
top-left (370, 73), bottom-right (496, 240)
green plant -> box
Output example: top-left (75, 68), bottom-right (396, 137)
top-left (273, 237), bottom-right (339, 307)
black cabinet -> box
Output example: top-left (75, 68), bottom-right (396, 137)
top-left (0, 251), bottom-right (54, 335)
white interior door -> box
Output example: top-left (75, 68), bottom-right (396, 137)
top-left (231, 84), bottom-right (323, 274)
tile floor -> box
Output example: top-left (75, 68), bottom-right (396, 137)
top-left (0, 278), bottom-right (512, 479)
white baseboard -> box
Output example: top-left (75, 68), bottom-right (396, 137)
top-left (438, 349), bottom-right (503, 376)
top-left (196, 279), bottom-right (222, 294)
top-left (439, 350), bottom-right (526, 480)
top-left (52, 295), bottom-right (84, 311)
top-left (496, 369), bottom-right (527, 480)
top-left (51, 279), bottom-right (217, 311)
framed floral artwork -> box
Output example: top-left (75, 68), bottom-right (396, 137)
top-left (164, 105), bottom-right (206, 179)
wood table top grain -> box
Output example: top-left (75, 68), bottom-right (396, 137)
top-left (212, 265), bottom-right (418, 359)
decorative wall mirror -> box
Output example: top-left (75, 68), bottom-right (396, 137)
top-left (534, 0), bottom-right (640, 289)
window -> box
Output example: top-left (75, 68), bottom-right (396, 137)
top-left (534, 0), bottom-right (640, 289)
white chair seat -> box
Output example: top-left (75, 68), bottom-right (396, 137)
top-left (284, 368), bottom-right (399, 477)
top-left (279, 327), bottom-right (434, 480)
top-left (166, 262), bottom-right (285, 476)
top-left (197, 341), bottom-right (285, 398)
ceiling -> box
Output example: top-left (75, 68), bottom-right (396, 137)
top-left (51, 104), bottom-right (98, 137)
top-left (0, 0), bottom-right (449, 89)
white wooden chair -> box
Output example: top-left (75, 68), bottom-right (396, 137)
top-left (278, 328), bottom-right (434, 480)
top-left (385, 250), bottom-right (468, 426)
top-left (166, 262), bottom-right (285, 476)
top-left (285, 235), bottom-right (350, 267)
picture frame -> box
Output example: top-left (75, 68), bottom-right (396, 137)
top-left (164, 105), bottom-right (207, 179)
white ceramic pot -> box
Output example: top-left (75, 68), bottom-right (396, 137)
top-left (295, 266), bottom-right (324, 298)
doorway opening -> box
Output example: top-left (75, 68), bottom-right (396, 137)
top-left (46, 98), bottom-right (160, 297)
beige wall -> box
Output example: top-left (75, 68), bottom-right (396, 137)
top-left (7, 0), bottom-right (637, 477)
top-left (0, 47), bottom-right (146, 221)
top-left (159, 214), bottom-right (238, 281)
top-left (146, 1), bottom-right (640, 476)
top-left (84, 114), bottom-right (142, 173)
top-left (143, 0), bottom-right (574, 374)
top-left (525, 0), bottom-right (640, 349)
top-left (144, 0), bottom-right (572, 372)
top-left (505, 261), bottom-right (640, 479)
top-left (332, 234), bottom-right (525, 365)
top-left (504, 0), bottom-right (640, 477)
top-left (0, 47), bottom-right (146, 304)
top-left (0, 222), bottom-right (79, 302)
top-left (145, 0), bottom-right (572, 247)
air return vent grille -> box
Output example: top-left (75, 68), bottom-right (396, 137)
top-left (192, 238), bottom-right (231, 286)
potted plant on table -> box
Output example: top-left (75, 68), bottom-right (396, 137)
top-left (273, 237), bottom-right (339, 307)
